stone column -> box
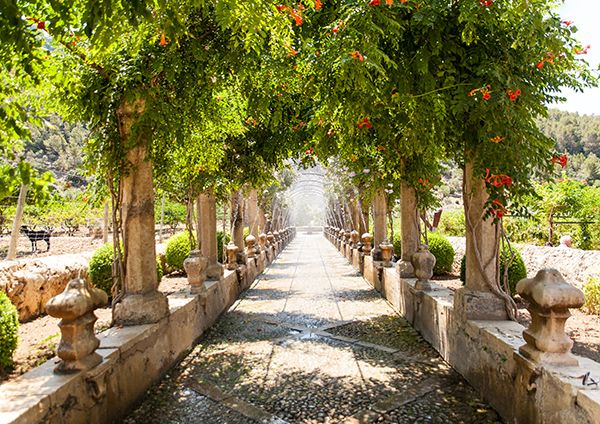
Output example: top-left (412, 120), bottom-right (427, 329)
top-left (454, 160), bottom-right (507, 320)
top-left (231, 190), bottom-right (245, 258)
top-left (372, 189), bottom-right (387, 258)
top-left (246, 189), bottom-right (260, 238)
top-left (113, 99), bottom-right (168, 325)
top-left (359, 197), bottom-right (370, 235)
top-left (197, 189), bottom-right (223, 280)
top-left (397, 182), bottom-right (419, 278)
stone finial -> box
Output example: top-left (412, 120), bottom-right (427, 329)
top-left (350, 230), bottom-right (360, 247)
top-left (266, 232), bottom-right (275, 247)
top-left (184, 250), bottom-right (209, 294)
top-left (344, 230), bottom-right (352, 244)
top-left (245, 235), bottom-right (257, 258)
top-left (258, 233), bottom-right (267, 251)
top-left (273, 231), bottom-right (280, 242)
top-left (45, 278), bottom-right (108, 374)
top-left (379, 239), bottom-right (394, 267)
top-left (516, 269), bottom-right (585, 366)
top-left (412, 245), bottom-right (436, 291)
top-left (361, 233), bottom-right (373, 255)
top-left (226, 242), bottom-right (239, 270)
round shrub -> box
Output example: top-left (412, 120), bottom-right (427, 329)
top-left (427, 232), bottom-right (455, 275)
top-left (89, 243), bottom-right (163, 295)
top-left (0, 291), bottom-right (19, 370)
top-left (459, 245), bottom-right (527, 295)
top-left (165, 231), bottom-right (195, 271)
top-left (88, 243), bottom-right (115, 295)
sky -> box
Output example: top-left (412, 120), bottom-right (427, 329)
top-left (554, 0), bottom-right (600, 115)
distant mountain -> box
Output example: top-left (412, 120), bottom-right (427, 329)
top-left (537, 109), bottom-right (600, 156)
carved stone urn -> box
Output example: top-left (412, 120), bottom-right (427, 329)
top-left (412, 245), bottom-right (436, 291)
top-left (183, 250), bottom-right (209, 294)
top-left (379, 239), bottom-right (394, 267)
top-left (361, 233), bottom-right (373, 256)
top-left (245, 235), bottom-right (257, 259)
top-left (226, 242), bottom-right (239, 270)
top-left (46, 278), bottom-right (108, 374)
top-left (517, 269), bottom-right (585, 366)
top-left (350, 230), bottom-right (360, 247)
top-left (258, 233), bottom-right (267, 251)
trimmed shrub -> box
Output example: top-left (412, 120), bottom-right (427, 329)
top-left (459, 245), bottom-right (527, 295)
top-left (166, 231), bottom-right (232, 268)
top-left (427, 232), bottom-right (454, 275)
top-left (88, 243), bottom-right (115, 295)
top-left (583, 277), bottom-right (600, 315)
top-left (0, 291), bottom-right (19, 370)
top-left (89, 243), bottom-right (162, 295)
top-left (165, 231), bottom-right (196, 272)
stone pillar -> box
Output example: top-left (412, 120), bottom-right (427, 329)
top-left (247, 189), bottom-right (260, 238)
top-left (372, 189), bottom-right (387, 258)
top-left (197, 189), bottom-right (223, 280)
top-left (113, 99), bottom-right (168, 326)
top-left (397, 182), bottom-right (419, 277)
top-left (46, 278), bottom-right (108, 373)
top-left (454, 160), bottom-right (507, 320)
top-left (231, 190), bottom-right (245, 249)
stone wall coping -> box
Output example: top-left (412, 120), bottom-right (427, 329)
top-left (1, 292), bottom-right (205, 424)
top-left (362, 246), bottom-right (600, 422)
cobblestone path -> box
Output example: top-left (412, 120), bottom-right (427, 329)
top-left (125, 233), bottom-right (502, 424)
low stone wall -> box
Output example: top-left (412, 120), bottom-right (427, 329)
top-left (0, 253), bottom-right (92, 321)
top-left (448, 236), bottom-right (600, 289)
top-left (331, 236), bottom-right (600, 424)
top-left (0, 242), bottom-right (285, 424)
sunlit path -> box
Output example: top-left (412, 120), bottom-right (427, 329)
top-left (125, 232), bottom-right (501, 424)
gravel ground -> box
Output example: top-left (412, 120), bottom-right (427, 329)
top-left (125, 234), bottom-right (502, 424)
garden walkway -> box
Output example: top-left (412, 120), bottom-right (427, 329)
top-left (124, 233), bottom-right (502, 424)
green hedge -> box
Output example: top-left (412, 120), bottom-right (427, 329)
top-left (89, 243), bottom-right (162, 295)
top-left (460, 245), bottom-right (527, 295)
top-left (427, 232), bottom-right (455, 275)
top-left (0, 291), bottom-right (19, 370)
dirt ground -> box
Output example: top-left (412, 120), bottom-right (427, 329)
top-left (0, 275), bottom-right (189, 384)
top-left (0, 234), bottom-right (108, 259)
top-left (0, 227), bottom-right (177, 260)
top-left (432, 275), bottom-right (600, 364)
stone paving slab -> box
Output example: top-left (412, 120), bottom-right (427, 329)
top-left (124, 234), bottom-right (502, 424)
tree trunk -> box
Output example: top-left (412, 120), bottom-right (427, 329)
top-left (6, 184), bottom-right (28, 260)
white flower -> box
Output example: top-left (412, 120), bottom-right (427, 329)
top-left (363, 169), bottom-right (370, 174)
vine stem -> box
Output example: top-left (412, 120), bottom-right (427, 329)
top-left (412, 83), bottom-right (471, 99)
